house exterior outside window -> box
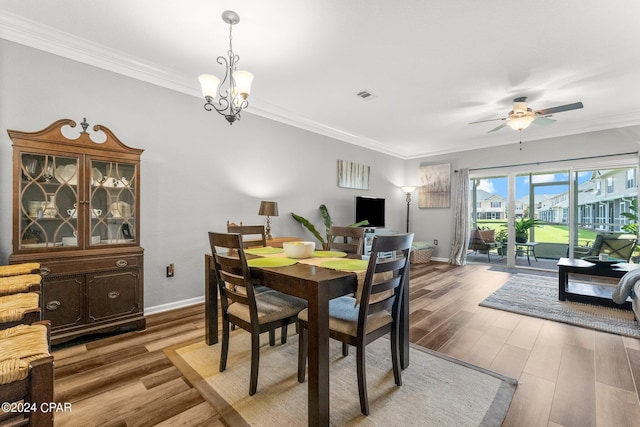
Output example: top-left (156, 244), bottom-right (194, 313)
top-left (627, 169), bottom-right (636, 189)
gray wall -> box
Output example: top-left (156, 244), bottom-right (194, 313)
top-left (0, 40), bottom-right (406, 311)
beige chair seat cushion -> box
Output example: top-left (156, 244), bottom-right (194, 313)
top-left (228, 290), bottom-right (306, 324)
top-left (0, 274), bottom-right (42, 296)
top-left (0, 292), bottom-right (40, 323)
top-left (0, 324), bottom-right (50, 385)
top-left (230, 284), bottom-right (271, 296)
top-left (298, 296), bottom-right (392, 337)
top-left (0, 263), bottom-right (40, 278)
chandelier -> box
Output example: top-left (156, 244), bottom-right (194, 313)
top-left (198, 11), bottom-right (254, 125)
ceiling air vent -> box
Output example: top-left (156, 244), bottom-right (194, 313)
top-left (355, 90), bottom-right (376, 100)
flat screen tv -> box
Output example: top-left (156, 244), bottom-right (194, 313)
top-left (355, 196), bottom-right (385, 228)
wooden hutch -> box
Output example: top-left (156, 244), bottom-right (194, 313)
top-left (8, 118), bottom-right (145, 344)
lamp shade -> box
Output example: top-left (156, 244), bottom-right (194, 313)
top-left (401, 186), bottom-right (417, 193)
top-left (258, 201), bottom-right (278, 216)
top-left (198, 74), bottom-right (221, 99)
top-left (232, 70), bottom-right (254, 99)
top-left (506, 113), bottom-right (535, 131)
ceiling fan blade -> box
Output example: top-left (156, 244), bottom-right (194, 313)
top-left (488, 123), bottom-right (507, 133)
top-left (469, 117), bottom-right (506, 125)
top-left (533, 116), bottom-right (556, 125)
top-left (534, 102), bottom-right (583, 115)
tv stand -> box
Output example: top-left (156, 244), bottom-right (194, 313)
top-left (363, 228), bottom-right (395, 257)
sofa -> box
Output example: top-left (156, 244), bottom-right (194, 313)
top-left (613, 268), bottom-right (640, 320)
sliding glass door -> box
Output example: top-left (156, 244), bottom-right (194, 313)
top-left (468, 162), bottom-right (638, 270)
top-left (572, 166), bottom-right (638, 260)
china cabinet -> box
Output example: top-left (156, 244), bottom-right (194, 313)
top-left (8, 118), bottom-right (145, 344)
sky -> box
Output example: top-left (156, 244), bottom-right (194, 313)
top-left (477, 172), bottom-right (593, 199)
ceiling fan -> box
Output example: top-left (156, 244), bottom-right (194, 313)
top-left (469, 97), bottom-right (584, 132)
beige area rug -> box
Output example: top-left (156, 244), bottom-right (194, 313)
top-left (166, 332), bottom-right (517, 426)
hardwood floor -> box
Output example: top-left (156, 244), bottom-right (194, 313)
top-left (48, 262), bottom-right (640, 426)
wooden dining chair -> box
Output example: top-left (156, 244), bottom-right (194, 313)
top-left (327, 226), bottom-right (365, 255)
top-left (297, 233), bottom-right (414, 415)
top-left (226, 224), bottom-right (267, 248)
top-left (209, 232), bottom-right (307, 396)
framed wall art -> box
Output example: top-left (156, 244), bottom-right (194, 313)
top-left (418, 163), bottom-right (451, 208)
top-left (337, 160), bottom-right (370, 190)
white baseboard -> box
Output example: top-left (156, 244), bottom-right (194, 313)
top-left (144, 296), bottom-right (205, 316)
top-left (144, 256), bottom-right (449, 315)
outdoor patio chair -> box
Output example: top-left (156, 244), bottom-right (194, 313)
top-left (468, 228), bottom-right (502, 261)
top-left (573, 232), bottom-right (638, 262)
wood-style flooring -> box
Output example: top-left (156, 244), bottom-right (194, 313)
top-left (49, 262), bottom-right (640, 426)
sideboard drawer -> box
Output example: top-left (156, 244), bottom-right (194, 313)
top-left (42, 255), bottom-right (141, 275)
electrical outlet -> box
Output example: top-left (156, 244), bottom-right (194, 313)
top-left (166, 263), bottom-right (174, 277)
top-left (434, 239), bottom-right (438, 245)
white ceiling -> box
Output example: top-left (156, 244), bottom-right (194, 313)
top-left (1, 0), bottom-right (640, 159)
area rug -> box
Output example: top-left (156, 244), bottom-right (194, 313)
top-left (166, 332), bottom-right (516, 426)
top-left (480, 273), bottom-right (640, 337)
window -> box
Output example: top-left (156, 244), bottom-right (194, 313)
top-left (607, 177), bottom-right (614, 193)
top-left (490, 201), bottom-right (501, 208)
top-left (627, 169), bottom-right (636, 189)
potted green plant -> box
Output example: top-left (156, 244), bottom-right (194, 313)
top-left (291, 204), bottom-right (368, 249)
top-left (513, 218), bottom-right (541, 243)
top-left (495, 228), bottom-right (508, 255)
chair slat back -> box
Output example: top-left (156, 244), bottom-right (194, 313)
top-left (328, 226), bottom-right (365, 255)
top-left (209, 232), bottom-right (255, 309)
top-left (358, 233), bottom-right (413, 323)
top-left (227, 224), bottom-right (267, 248)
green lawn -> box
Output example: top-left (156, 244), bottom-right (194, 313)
top-left (476, 221), bottom-right (598, 246)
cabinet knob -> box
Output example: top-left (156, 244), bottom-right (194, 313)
top-left (46, 300), bottom-right (61, 311)
top-left (40, 267), bottom-right (51, 276)
top-left (115, 259), bottom-right (128, 267)
top-left (108, 291), bottom-right (120, 299)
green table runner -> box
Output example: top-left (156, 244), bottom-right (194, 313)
top-left (247, 257), bottom-right (297, 268)
top-left (245, 247), bottom-right (284, 255)
top-left (313, 250), bottom-right (347, 258)
top-left (320, 259), bottom-right (368, 271)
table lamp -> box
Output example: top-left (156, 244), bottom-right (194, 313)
top-left (258, 201), bottom-right (279, 240)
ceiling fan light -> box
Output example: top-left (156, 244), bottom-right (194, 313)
top-left (198, 74), bottom-right (221, 99)
top-left (512, 101), bottom-right (528, 115)
top-left (506, 114), bottom-right (535, 131)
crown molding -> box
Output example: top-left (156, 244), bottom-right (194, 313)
top-left (0, 11), bottom-right (406, 159)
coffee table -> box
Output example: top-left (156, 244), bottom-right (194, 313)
top-left (557, 257), bottom-right (636, 309)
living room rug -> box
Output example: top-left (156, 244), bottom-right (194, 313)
top-left (480, 273), bottom-right (640, 337)
top-left (166, 332), bottom-right (517, 426)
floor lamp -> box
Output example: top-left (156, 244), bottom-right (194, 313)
top-left (401, 186), bottom-right (416, 232)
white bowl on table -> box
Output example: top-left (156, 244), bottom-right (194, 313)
top-left (283, 241), bottom-right (315, 259)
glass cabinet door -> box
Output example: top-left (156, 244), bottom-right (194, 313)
top-left (89, 160), bottom-right (137, 245)
top-left (19, 153), bottom-right (80, 249)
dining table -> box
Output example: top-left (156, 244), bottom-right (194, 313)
top-left (204, 249), bottom-right (410, 427)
